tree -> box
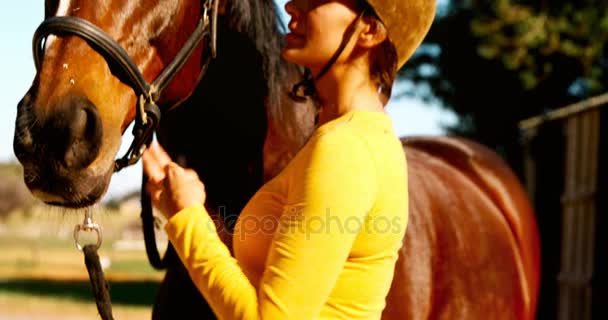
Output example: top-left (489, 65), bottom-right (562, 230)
top-left (401, 0), bottom-right (608, 175)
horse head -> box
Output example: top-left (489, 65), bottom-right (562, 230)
top-left (13, 0), bottom-right (218, 208)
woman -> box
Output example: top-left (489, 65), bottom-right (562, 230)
top-left (143, 0), bottom-right (435, 319)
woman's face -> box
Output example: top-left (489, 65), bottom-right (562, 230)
top-left (282, 0), bottom-right (361, 73)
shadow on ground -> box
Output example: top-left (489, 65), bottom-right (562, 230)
top-left (0, 278), bottom-right (160, 306)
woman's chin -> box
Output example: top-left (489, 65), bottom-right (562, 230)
top-left (281, 49), bottom-right (312, 69)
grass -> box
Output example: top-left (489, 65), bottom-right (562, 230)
top-left (0, 205), bottom-right (167, 319)
top-left (0, 293), bottom-right (154, 320)
top-left (1, 278), bottom-right (159, 306)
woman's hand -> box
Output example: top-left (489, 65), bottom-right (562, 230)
top-left (142, 140), bottom-right (206, 219)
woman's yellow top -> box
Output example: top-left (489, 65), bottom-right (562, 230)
top-left (165, 109), bottom-right (409, 319)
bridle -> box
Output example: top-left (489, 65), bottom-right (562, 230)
top-left (31, 1), bottom-right (220, 319)
top-left (33, 0), bottom-right (219, 172)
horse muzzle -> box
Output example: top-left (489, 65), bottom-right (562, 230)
top-left (13, 92), bottom-right (111, 207)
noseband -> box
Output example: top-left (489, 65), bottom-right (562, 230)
top-left (32, 0), bottom-right (220, 172)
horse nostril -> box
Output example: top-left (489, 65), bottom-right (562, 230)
top-left (72, 108), bottom-right (89, 139)
top-left (61, 98), bottom-right (103, 169)
top-left (38, 95), bottom-right (104, 170)
top-left (13, 94), bottom-right (103, 171)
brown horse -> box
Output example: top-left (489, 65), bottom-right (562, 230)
top-left (13, 0), bottom-right (540, 319)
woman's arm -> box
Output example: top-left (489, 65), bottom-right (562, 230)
top-left (157, 131), bottom-right (377, 319)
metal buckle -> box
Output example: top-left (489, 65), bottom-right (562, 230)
top-left (73, 208), bottom-right (102, 251)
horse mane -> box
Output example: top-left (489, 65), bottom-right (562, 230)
top-left (224, 0), bottom-right (316, 177)
top-left (45, 0), bottom-right (58, 17)
top-left (224, 0), bottom-right (286, 108)
top-left (156, 0), bottom-right (316, 221)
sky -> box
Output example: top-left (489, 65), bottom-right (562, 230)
top-left (0, 1), bottom-right (456, 200)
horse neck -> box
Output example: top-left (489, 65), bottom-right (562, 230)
top-left (154, 22), bottom-right (262, 218)
top-left (155, 10), bottom-right (316, 217)
top-left (262, 71), bottom-right (316, 180)
top-left (220, 0), bottom-right (317, 179)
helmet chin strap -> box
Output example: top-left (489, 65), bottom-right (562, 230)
top-left (288, 10), bottom-right (366, 103)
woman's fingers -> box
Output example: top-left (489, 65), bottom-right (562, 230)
top-left (149, 140), bottom-right (172, 167)
top-left (144, 149), bottom-right (206, 218)
top-left (143, 141), bottom-right (173, 184)
top-left (143, 152), bottom-right (164, 184)
top-left (161, 163), bottom-right (206, 214)
top-left (146, 180), bottom-right (162, 204)
top-left (165, 162), bottom-right (193, 180)
top-left (164, 164), bottom-right (203, 191)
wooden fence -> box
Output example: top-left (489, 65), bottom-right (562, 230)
top-left (519, 93), bottom-right (608, 320)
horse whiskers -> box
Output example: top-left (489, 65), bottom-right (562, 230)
top-left (23, 171), bottom-right (39, 185)
top-left (14, 105), bottom-right (40, 153)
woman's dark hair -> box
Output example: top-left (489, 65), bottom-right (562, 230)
top-left (360, 2), bottom-right (398, 105)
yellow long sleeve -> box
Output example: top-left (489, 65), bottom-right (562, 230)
top-left (165, 110), bottom-right (408, 320)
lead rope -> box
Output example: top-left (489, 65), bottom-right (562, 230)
top-left (74, 208), bottom-right (114, 320)
top-left (83, 245), bottom-right (114, 320)
top-left (141, 137), bottom-right (168, 270)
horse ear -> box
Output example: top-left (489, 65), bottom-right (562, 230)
top-left (45, 0), bottom-right (58, 18)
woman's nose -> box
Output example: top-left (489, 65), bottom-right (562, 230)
top-left (284, 0), bottom-right (298, 17)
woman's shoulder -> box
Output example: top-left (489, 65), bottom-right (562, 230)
top-left (284, 109), bottom-right (404, 176)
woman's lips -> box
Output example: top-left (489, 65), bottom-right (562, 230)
top-left (286, 33), bottom-right (304, 44)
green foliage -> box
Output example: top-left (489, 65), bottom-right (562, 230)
top-left (472, 1), bottom-right (608, 91)
top-left (400, 0), bottom-right (608, 174)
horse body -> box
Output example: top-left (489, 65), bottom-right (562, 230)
top-left (13, 1), bottom-right (540, 319)
top-left (385, 137), bottom-right (540, 319)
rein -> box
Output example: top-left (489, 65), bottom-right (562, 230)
top-left (31, 1), bottom-right (219, 319)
